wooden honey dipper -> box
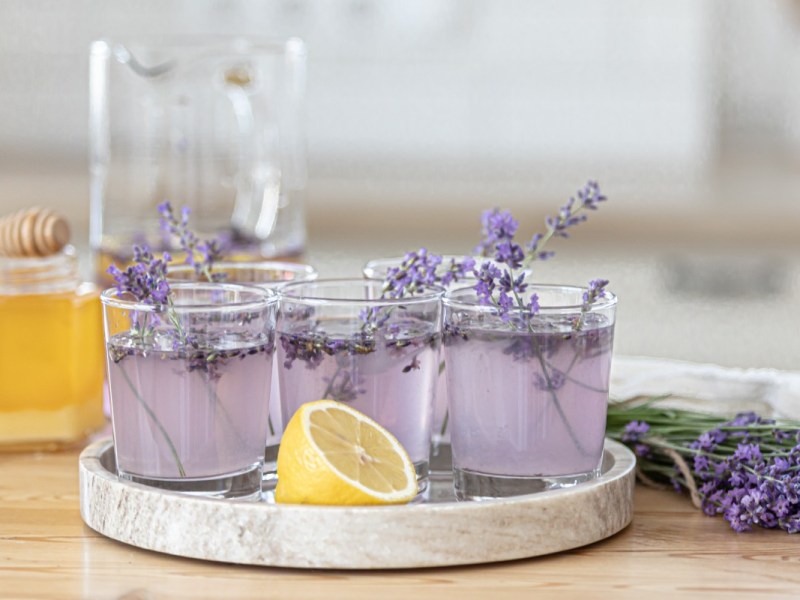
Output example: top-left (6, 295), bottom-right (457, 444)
top-left (0, 207), bottom-right (71, 258)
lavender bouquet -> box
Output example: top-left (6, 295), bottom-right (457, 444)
top-left (607, 400), bottom-right (800, 533)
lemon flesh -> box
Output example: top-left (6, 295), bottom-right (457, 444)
top-left (275, 400), bottom-right (418, 505)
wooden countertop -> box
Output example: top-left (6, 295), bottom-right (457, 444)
top-left (2, 446), bottom-right (799, 599)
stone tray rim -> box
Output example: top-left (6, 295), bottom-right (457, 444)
top-left (79, 438), bottom-right (636, 570)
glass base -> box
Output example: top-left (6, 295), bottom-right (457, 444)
top-left (453, 467), bottom-right (601, 501)
top-left (414, 461), bottom-right (430, 495)
top-left (119, 462), bottom-right (263, 501)
top-left (429, 441), bottom-right (452, 475)
top-left (262, 443), bottom-right (280, 487)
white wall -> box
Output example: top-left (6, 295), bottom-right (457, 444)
top-left (0, 0), bottom-right (798, 237)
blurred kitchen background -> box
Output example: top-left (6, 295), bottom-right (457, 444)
top-left (1, 0), bottom-right (799, 370)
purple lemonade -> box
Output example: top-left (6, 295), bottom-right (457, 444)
top-left (363, 255), bottom-right (521, 456)
top-left (165, 261), bottom-right (319, 473)
top-left (443, 283), bottom-right (617, 499)
top-left (446, 322), bottom-right (613, 472)
top-left (278, 318), bottom-right (440, 478)
top-left (107, 329), bottom-right (274, 486)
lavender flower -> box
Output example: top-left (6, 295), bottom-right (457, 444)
top-left (381, 248), bottom-right (475, 299)
top-left (572, 278), bottom-right (610, 331)
top-left (607, 402), bottom-right (800, 534)
top-left (525, 180), bottom-right (605, 255)
top-left (107, 246), bottom-right (171, 305)
top-left (158, 201), bottom-right (224, 281)
top-left (108, 203), bottom-right (234, 358)
top-left (469, 181), bottom-right (609, 325)
top-left (621, 420), bottom-right (650, 442)
top-left (280, 332), bottom-right (357, 370)
top-left (474, 261), bottom-right (502, 306)
top-left (583, 279), bottom-right (609, 305)
top-left (368, 249), bottom-right (475, 333)
top-left (474, 209), bottom-right (519, 256)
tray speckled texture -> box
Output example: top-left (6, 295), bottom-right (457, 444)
top-left (79, 439), bottom-right (635, 570)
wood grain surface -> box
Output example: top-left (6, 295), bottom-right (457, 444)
top-left (2, 446), bottom-right (799, 599)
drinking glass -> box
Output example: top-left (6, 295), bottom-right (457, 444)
top-left (276, 279), bottom-right (443, 491)
top-left (101, 282), bottom-right (277, 500)
top-left (363, 255), bottom-right (528, 469)
top-left (166, 261), bottom-right (317, 479)
top-left (442, 284), bottom-right (617, 500)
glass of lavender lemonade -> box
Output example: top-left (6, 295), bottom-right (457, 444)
top-left (363, 255), bottom-right (528, 470)
top-left (277, 279), bottom-right (443, 491)
top-left (167, 261), bottom-right (317, 480)
top-left (101, 282), bottom-right (277, 500)
top-left (443, 284), bottom-right (616, 500)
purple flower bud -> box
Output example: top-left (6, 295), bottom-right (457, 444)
top-left (622, 420), bottom-right (650, 442)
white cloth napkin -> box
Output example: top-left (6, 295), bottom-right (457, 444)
top-left (610, 355), bottom-right (800, 420)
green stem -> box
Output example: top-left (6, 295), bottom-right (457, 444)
top-left (638, 437), bottom-right (785, 485)
top-left (546, 360), bottom-right (609, 393)
top-left (533, 349), bottom-right (589, 456)
top-left (118, 364), bottom-right (186, 478)
top-left (438, 358), bottom-right (449, 437)
top-left (322, 364), bottom-right (345, 400)
top-left (165, 296), bottom-right (187, 346)
top-left (503, 269), bottom-right (589, 457)
top-left (521, 201), bottom-right (593, 270)
top-left (439, 409), bottom-right (449, 437)
top-left (202, 372), bottom-right (248, 451)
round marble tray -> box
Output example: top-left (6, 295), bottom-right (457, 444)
top-left (79, 439), bottom-right (635, 570)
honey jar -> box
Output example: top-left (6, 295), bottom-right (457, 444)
top-left (0, 247), bottom-right (105, 450)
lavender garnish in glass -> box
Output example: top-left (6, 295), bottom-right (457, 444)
top-left (276, 279), bottom-right (443, 487)
top-left (377, 182), bottom-right (612, 467)
top-left (102, 205), bottom-right (276, 499)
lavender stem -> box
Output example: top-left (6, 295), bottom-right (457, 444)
top-left (118, 364), bottom-right (186, 478)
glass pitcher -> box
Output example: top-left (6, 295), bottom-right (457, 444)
top-left (89, 37), bottom-right (307, 279)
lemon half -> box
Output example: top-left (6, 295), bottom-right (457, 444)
top-left (275, 400), bottom-right (418, 505)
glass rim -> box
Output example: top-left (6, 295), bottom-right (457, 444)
top-left (278, 277), bottom-right (445, 306)
top-left (100, 281), bottom-right (277, 313)
top-left (362, 255), bottom-right (532, 283)
top-left (443, 283), bottom-right (617, 314)
top-left (167, 260), bottom-right (317, 280)
top-left (362, 254), bottom-right (480, 278)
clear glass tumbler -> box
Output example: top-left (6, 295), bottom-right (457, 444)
top-left (363, 254), bottom-right (526, 470)
top-left (89, 36), bottom-right (308, 281)
top-left (101, 282), bottom-right (277, 500)
top-left (276, 279), bottom-right (443, 491)
top-left (166, 261), bottom-right (317, 479)
top-left (442, 284), bottom-right (617, 500)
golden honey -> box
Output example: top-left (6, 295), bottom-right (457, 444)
top-left (0, 248), bottom-right (105, 451)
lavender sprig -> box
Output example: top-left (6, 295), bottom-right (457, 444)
top-left (362, 249), bottom-right (475, 332)
top-left (158, 202), bottom-right (225, 282)
top-left (526, 180), bottom-right (606, 262)
top-left (107, 246), bottom-right (171, 306)
top-left (607, 401), bottom-right (800, 534)
top-left (472, 181), bottom-right (608, 324)
top-left (573, 278), bottom-right (609, 331)
top-left (106, 203), bottom-right (244, 478)
top-left (380, 249), bottom-right (475, 299)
